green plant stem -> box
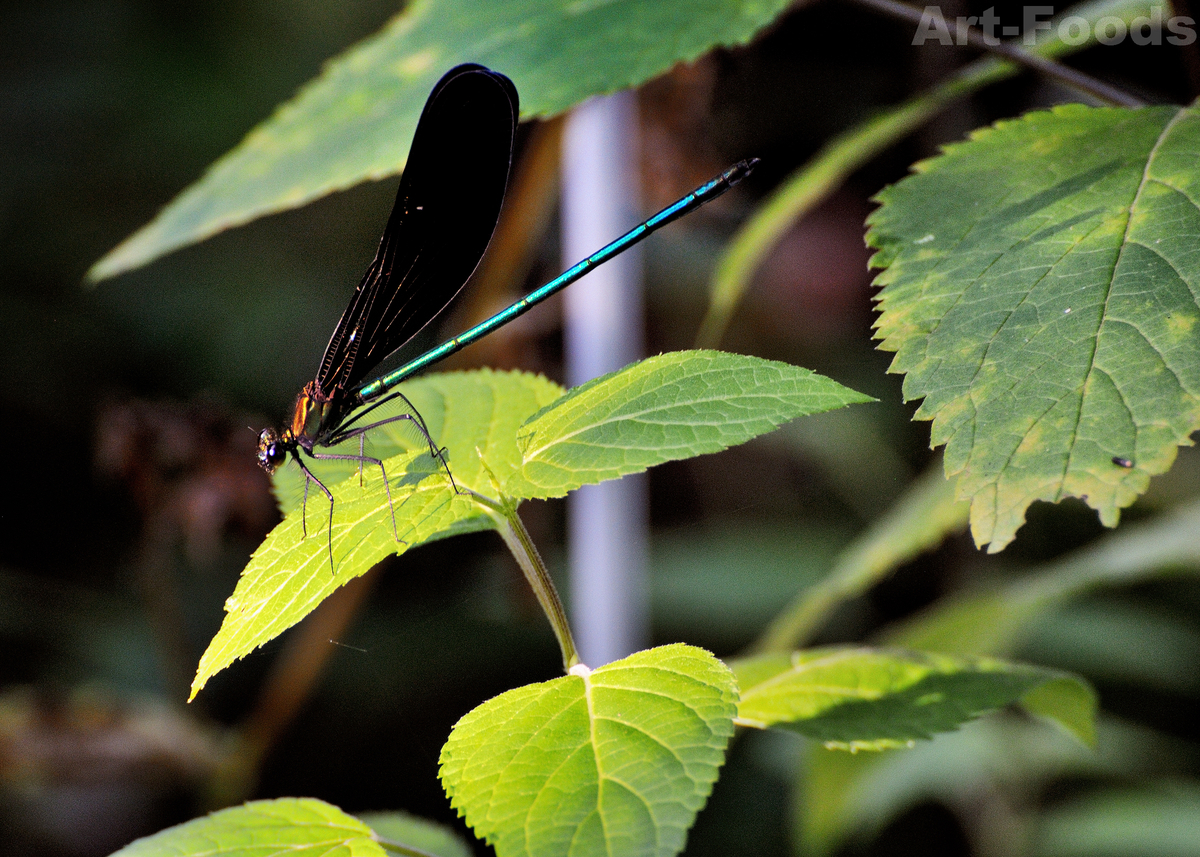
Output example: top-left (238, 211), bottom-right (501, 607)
top-left (476, 492), bottom-right (580, 671)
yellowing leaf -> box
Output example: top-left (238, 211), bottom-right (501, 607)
top-left (868, 104), bottom-right (1200, 551)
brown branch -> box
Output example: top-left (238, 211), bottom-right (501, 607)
top-left (847, 0), bottom-right (1145, 107)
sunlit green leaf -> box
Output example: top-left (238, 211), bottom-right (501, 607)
top-left (192, 370), bottom-right (561, 699)
top-left (732, 648), bottom-right (1093, 749)
top-left (198, 353), bottom-right (862, 697)
top-left (439, 644), bottom-right (737, 857)
top-left (512, 350), bottom-right (873, 498)
top-left (270, 369), bottom-right (565, 515)
top-left (110, 798), bottom-right (384, 857)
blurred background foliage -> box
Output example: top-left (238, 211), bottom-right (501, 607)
top-left (2, 1), bottom-right (1198, 856)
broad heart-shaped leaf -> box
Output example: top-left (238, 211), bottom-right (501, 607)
top-left (439, 644), bottom-right (737, 857)
top-left (731, 648), bottom-right (1096, 750)
top-left (110, 798), bottom-right (384, 857)
top-left (88, 0), bottom-right (793, 280)
top-left (510, 350), bottom-right (874, 497)
top-left (868, 103), bottom-right (1200, 552)
top-left (192, 370), bottom-right (563, 699)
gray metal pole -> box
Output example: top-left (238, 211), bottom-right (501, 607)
top-left (561, 91), bottom-right (650, 667)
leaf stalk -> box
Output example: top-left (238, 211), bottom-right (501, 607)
top-left (475, 491), bottom-right (580, 671)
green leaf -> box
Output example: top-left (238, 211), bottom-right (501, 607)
top-left (197, 354), bottom-right (863, 697)
top-left (357, 811), bottom-right (473, 857)
top-left (868, 103), bottom-right (1200, 552)
top-left (794, 505), bottom-right (1200, 857)
top-left (110, 798), bottom-right (384, 857)
top-left (439, 644), bottom-right (738, 857)
top-left (271, 369), bottom-right (566, 515)
top-left (88, 0), bottom-right (793, 280)
top-left (731, 648), bottom-right (1094, 750)
top-left (511, 350), bottom-right (874, 498)
top-left (1019, 677), bottom-right (1097, 748)
top-left (192, 370), bottom-right (562, 699)
top-left (698, 0), bottom-right (1157, 347)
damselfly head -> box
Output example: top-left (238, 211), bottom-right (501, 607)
top-left (256, 428), bottom-right (287, 473)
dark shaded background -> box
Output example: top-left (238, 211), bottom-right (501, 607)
top-left (2, 2), bottom-right (1197, 855)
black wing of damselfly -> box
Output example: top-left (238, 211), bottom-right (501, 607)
top-left (315, 64), bottom-right (518, 398)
